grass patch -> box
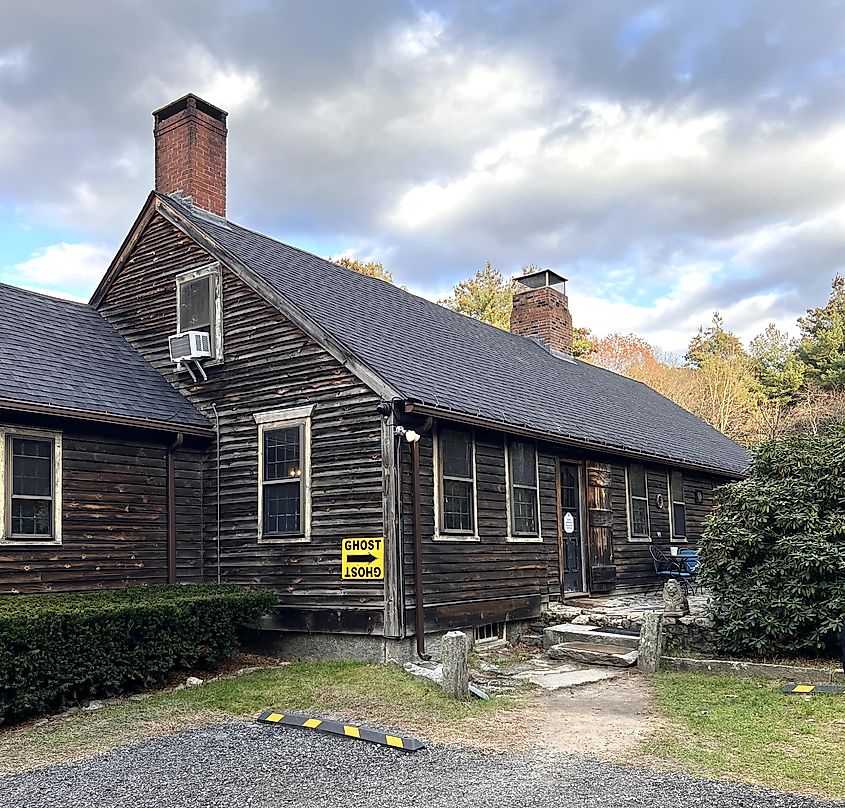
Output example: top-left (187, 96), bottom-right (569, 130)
top-left (0, 662), bottom-right (517, 775)
top-left (643, 671), bottom-right (845, 799)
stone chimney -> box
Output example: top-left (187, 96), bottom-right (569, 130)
top-left (510, 269), bottom-right (573, 354)
top-left (153, 94), bottom-right (228, 217)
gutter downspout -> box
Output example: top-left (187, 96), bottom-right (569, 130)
top-left (211, 403), bottom-right (221, 584)
top-left (410, 438), bottom-right (430, 660)
top-left (409, 416), bottom-right (434, 661)
top-left (166, 432), bottom-right (185, 585)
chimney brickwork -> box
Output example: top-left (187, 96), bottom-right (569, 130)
top-left (510, 280), bottom-right (573, 354)
top-left (153, 94), bottom-right (228, 217)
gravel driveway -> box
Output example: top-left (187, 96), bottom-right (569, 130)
top-left (0, 721), bottom-right (839, 808)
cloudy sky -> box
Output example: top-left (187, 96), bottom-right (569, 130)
top-left (2, 1), bottom-right (845, 353)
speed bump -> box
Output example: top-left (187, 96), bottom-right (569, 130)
top-left (257, 710), bottom-right (425, 752)
top-left (782, 683), bottom-right (845, 695)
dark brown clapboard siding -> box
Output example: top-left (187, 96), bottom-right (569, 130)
top-left (96, 213), bottom-right (386, 632)
top-left (0, 428), bottom-right (203, 594)
top-left (398, 426), bottom-right (562, 633)
top-left (609, 461), bottom-right (721, 591)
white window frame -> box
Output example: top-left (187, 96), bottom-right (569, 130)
top-left (0, 426), bottom-right (63, 547)
top-left (505, 438), bottom-right (543, 543)
top-left (175, 263), bottom-right (224, 361)
top-left (668, 469), bottom-right (688, 543)
top-left (433, 424), bottom-right (479, 542)
top-left (625, 464), bottom-right (651, 543)
top-left (254, 405), bottom-right (313, 543)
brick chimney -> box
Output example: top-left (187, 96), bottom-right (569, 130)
top-left (510, 269), bottom-right (573, 354)
top-left (153, 94), bottom-right (228, 217)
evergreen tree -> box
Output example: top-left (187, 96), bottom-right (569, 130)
top-left (798, 275), bottom-right (845, 390)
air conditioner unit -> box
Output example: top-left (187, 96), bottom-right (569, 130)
top-left (169, 331), bottom-right (212, 363)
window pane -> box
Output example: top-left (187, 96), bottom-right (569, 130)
top-left (632, 499), bottom-right (649, 536)
top-left (264, 427), bottom-right (301, 481)
top-left (263, 483), bottom-right (301, 535)
top-left (179, 276), bottom-right (212, 330)
top-left (512, 486), bottom-right (538, 534)
top-left (561, 466), bottom-right (578, 510)
top-left (673, 503), bottom-right (686, 537)
top-left (12, 438), bottom-right (52, 497)
top-left (441, 429), bottom-right (472, 478)
top-left (671, 471), bottom-right (684, 503)
top-left (629, 465), bottom-right (646, 498)
top-left (11, 499), bottom-right (51, 536)
top-left (509, 441), bottom-right (536, 487)
top-left (443, 478), bottom-right (473, 531)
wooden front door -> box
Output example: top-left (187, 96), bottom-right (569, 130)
top-left (560, 462), bottom-right (584, 593)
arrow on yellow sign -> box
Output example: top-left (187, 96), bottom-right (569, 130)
top-left (342, 538), bottom-right (384, 580)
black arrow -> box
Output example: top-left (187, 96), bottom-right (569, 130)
top-left (347, 553), bottom-right (378, 563)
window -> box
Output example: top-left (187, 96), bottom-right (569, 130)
top-left (670, 470), bottom-right (687, 541)
top-left (476, 622), bottom-right (504, 643)
top-left (0, 428), bottom-right (62, 544)
top-left (627, 464), bottom-right (650, 540)
top-left (508, 439), bottom-right (540, 537)
top-left (438, 427), bottom-right (475, 535)
top-left (255, 407), bottom-right (312, 542)
top-left (176, 265), bottom-right (222, 358)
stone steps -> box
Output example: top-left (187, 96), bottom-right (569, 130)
top-left (544, 622), bottom-right (640, 650)
top-left (547, 640), bottom-right (639, 668)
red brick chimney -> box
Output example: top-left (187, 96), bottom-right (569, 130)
top-left (153, 94), bottom-right (228, 217)
top-left (510, 269), bottom-right (573, 354)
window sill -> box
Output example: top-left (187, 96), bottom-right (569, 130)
top-left (506, 535), bottom-right (543, 544)
top-left (627, 535), bottom-right (652, 543)
top-left (433, 534), bottom-right (480, 543)
top-left (670, 538), bottom-right (688, 543)
top-left (0, 538), bottom-right (62, 547)
top-left (258, 535), bottom-right (310, 544)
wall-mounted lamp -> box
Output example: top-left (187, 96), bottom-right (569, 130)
top-left (395, 426), bottom-right (421, 443)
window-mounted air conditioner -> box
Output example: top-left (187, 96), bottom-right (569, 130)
top-left (169, 331), bottom-right (212, 363)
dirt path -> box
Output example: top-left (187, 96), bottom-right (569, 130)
top-left (423, 671), bottom-right (663, 757)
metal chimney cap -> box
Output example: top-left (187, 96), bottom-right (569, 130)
top-left (515, 268), bottom-right (568, 290)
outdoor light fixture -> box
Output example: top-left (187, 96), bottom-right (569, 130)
top-left (395, 426), bottom-right (421, 443)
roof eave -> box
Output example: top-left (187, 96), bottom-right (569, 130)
top-left (0, 398), bottom-right (214, 438)
top-left (404, 401), bottom-right (747, 479)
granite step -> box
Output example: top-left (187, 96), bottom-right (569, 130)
top-left (547, 640), bottom-right (639, 668)
top-left (544, 622), bottom-right (640, 650)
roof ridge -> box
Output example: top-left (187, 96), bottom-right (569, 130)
top-left (163, 193), bottom-right (587, 365)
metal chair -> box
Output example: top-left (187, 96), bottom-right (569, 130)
top-left (649, 545), bottom-right (701, 595)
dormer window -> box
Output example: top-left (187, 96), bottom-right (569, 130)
top-left (176, 264), bottom-right (222, 359)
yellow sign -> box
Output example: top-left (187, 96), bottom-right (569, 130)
top-left (342, 537), bottom-right (384, 580)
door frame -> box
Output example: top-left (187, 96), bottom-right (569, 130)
top-left (557, 458), bottom-right (587, 595)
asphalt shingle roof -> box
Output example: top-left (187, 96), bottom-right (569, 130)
top-left (166, 195), bottom-right (749, 475)
top-left (0, 282), bottom-right (210, 432)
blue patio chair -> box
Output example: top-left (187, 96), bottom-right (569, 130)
top-left (649, 545), bottom-right (701, 595)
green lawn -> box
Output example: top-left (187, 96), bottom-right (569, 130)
top-left (0, 662), bottom-right (515, 775)
top-left (644, 671), bottom-right (845, 799)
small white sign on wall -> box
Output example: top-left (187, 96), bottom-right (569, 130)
top-left (563, 512), bottom-right (575, 534)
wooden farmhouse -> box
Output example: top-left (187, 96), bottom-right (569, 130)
top-left (0, 94), bottom-right (749, 660)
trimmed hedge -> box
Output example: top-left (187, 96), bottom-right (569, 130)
top-left (701, 426), bottom-right (845, 657)
top-left (0, 584), bottom-right (276, 724)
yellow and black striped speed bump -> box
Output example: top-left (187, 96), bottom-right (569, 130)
top-left (257, 710), bottom-right (426, 752)
top-left (782, 683), bottom-right (845, 695)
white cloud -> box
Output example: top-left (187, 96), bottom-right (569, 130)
top-left (388, 10), bottom-right (445, 60)
top-left (11, 242), bottom-right (112, 299)
top-left (133, 46), bottom-right (265, 114)
top-left (0, 45), bottom-right (29, 74)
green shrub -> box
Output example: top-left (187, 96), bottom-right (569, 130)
top-left (701, 425), bottom-right (845, 657)
top-left (0, 584), bottom-right (276, 724)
